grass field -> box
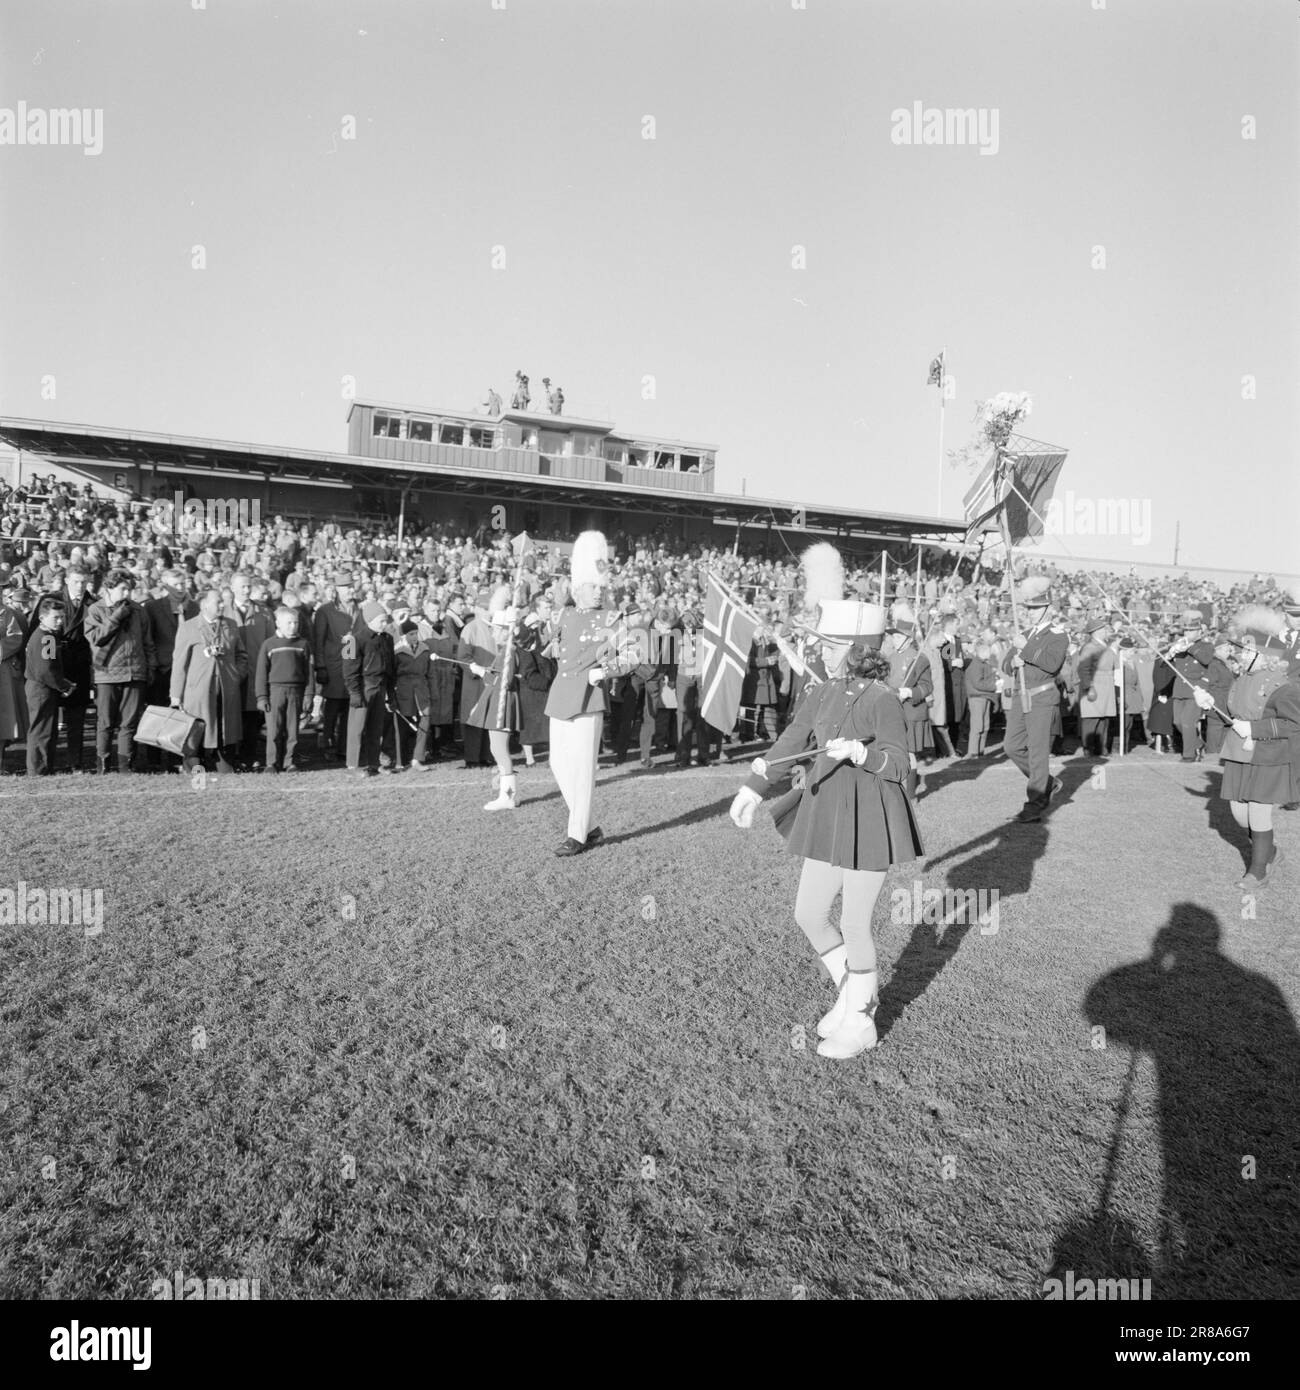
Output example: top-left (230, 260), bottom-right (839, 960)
top-left (2, 743), bottom-right (1297, 1300)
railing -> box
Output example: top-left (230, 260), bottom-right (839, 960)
top-left (359, 436), bottom-right (714, 492)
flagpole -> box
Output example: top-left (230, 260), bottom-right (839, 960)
top-left (937, 344), bottom-right (946, 518)
top-left (997, 451), bottom-right (1031, 714)
top-left (880, 548), bottom-right (888, 606)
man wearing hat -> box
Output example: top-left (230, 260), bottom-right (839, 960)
top-left (1075, 618), bottom-right (1117, 757)
top-left (313, 570), bottom-right (367, 761)
top-left (1280, 584), bottom-right (1300, 652)
top-left (1001, 576), bottom-right (1068, 821)
top-left (1168, 609), bottom-right (1215, 762)
top-left (342, 599), bottom-right (397, 777)
top-left (545, 530), bottom-right (631, 855)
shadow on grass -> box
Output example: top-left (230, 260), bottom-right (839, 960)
top-left (1182, 773), bottom-right (1247, 870)
top-left (1046, 902), bottom-right (1300, 1299)
top-left (599, 794), bottom-right (735, 848)
top-left (875, 761), bottom-right (1097, 1040)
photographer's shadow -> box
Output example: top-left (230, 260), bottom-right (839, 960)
top-left (1047, 902), bottom-right (1300, 1299)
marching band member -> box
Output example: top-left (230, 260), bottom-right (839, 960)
top-left (1169, 608), bottom-right (1214, 762)
top-left (729, 583), bottom-right (922, 1060)
top-left (545, 531), bottom-right (631, 856)
top-left (1000, 577), bottom-right (1068, 822)
top-left (1195, 620), bottom-right (1298, 888)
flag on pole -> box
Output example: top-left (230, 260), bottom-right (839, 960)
top-left (963, 433), bottom-right (1068, 545)
top-left (510, 531), bottom-right (534, 557)
top-left (926, 352), bottom-right (945, 387)
top-left (700, 574), bottom-right (760, 733)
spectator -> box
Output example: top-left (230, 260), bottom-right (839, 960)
top-left (86, 567), bottom-right (156, 773)
top-left (171, 587), bottom-right (247, 774)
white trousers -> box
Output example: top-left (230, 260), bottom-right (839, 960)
top-left (549, 713), bottom-right (602, 842)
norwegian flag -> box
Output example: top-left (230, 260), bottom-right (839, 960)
top-left (700, 574), bottom-right (760, 732)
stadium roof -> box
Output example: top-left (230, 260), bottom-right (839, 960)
top-left (0, 416), bottom-right (968, 542)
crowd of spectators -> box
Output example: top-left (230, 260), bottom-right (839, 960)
top-left (0, 471), bottom-right (1292, 776)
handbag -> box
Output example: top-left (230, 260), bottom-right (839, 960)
top-left (134, 704), bottom-right (204, 756)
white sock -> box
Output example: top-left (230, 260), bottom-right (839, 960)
top-left (819, 943), bottom-right (848, 986)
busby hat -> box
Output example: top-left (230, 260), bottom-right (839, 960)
top-left (487, 584), bottom-right (512, 616)
top-left (571, 530), bottom-right (611, 590)
top-left (1018, 576), bottom-right (1052, 608)
top-left (799, 543), bottom-right (844, 612)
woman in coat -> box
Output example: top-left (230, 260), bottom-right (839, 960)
top-left (730, 591), bottom-right (923, 1060)
top-left (169, 588), bottom-right (247, 772)
top-left (1075, 621), bottom-right (1118, 756)
top-left (1148, 647), bottom-right (1177, 753)
top-left (741, 629), bottom-right (780, 743)
top-left (515, 595), bottom-right (556, 765)
top-left (418, 599), bottom-right (458, 759)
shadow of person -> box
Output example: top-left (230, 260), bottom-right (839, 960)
top-left (598, 793), bottom-right (735, 848)
top-left (1059, 903), bottom-right (1300, 1299)
top-left (911, 754), bottom-right (991, 799)
top-left (1182, 780), bottom-right (1246, 868)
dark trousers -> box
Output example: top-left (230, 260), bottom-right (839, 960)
top-left (1205, 712), bottom-right (1229, 755)
top-left (265, 685), bottom-right (304, 768)
top-left (612, 677), bottom-right (659, 760)
top-left (346, 691), bottom-right (386, 769)
top-left (25, 684), bottom-right (61, 775)
top-left (1080, 715), bottom-right (1111, 755)
top-left (675, 675), bottom-right (720, 765)
top-left (1172, 698), bottom-right (1203, 758)
top-left (322, 697), bottom-right (350, 756)
top-left (240, 702), bottom-right (264, 761)
top-left (1003, 689), bottom-right (1057, 804)
top-left (95, 680), bottom-right (146, 764)
top-left (61, 673), bottom-right (91, 768)
top-left (395, 696), bottom-right (431, 766)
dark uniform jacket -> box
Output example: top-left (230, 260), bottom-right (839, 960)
top-left (1001, 621), bottom-right (1069, 693)
top-left (24, 628), bottom-right (77, 696)
top-left (343, 628), bottom-right (395, 705)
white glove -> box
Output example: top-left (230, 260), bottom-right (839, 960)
top-left (898, 686), bottom-right (911, 700)
top-left (587, 667), bottom-right (604, 686)
top-left (952, 657), bottom-right (964, 667)
top-left (1193, 687), bottom-right (1215, 710)
top-left (729, 785), bottom-right (763, 829)
top-left (825, 737), bottom-right (864, 763)
top-left (470, 663), bottom-right (487, 678)
top-left (1157, 695), bottom-right (1168, 704)
top-left (1231, 718), bottom-right (1252, 739)
top-left (750, 757), bottom-right (769, 780)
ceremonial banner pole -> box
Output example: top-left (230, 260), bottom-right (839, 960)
top-left (997, 452), bottom-right (1032, 714)
top-left (880, 548), bottom-right (888, 606)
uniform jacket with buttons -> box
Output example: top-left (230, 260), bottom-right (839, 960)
top-left (544, 603), bottom-right (630, 720)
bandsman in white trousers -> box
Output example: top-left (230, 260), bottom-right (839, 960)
top-left (545, 531), bottom-right (630, 856)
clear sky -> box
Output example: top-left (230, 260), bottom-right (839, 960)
top-left (1, 0), bottom-right (1296, 573)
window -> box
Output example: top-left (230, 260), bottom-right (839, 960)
top-left (680, 454), bottom-right (700, 473)
top-left (407, 419), bottom-right (434, 442)
top-left (439, 423), bottom-right (465, 445)
top-left (373, 414), bottom-right (402, 438)
top-left (468, 427), bottom-right (494, 448)
top-left (602, 441), bottom-right (625, 463)
top-left (653, 450), bottom-right (676, 471)
top-left (540, 430), bottom-right (566, 456)
top-left (627, 449), bottom-right (649, 469)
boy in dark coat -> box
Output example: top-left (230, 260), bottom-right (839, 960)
top-left (25, 597), bottom-right (77, 775)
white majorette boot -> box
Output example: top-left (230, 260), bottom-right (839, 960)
top-left (484, 773), bottom-right (518, 812)
top-left (816, 943), bottom-right (850, 1039)
top-left (817, 969), bottom-right (879, 1059)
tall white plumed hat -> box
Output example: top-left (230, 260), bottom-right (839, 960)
top-left (801, 542), bottom-right (886, 649)
top-left (570, 530), bottom-right (611, 590)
